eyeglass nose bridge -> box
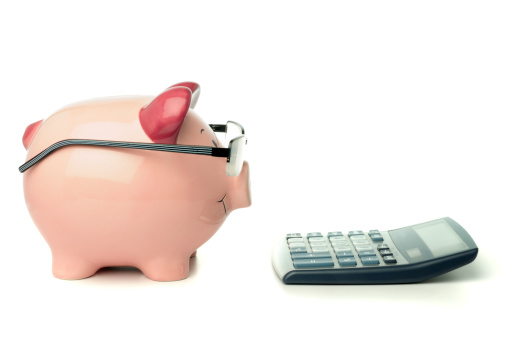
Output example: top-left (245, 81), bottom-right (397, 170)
top-left (209, 121), bottom-right (245, 135)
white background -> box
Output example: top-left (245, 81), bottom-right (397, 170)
top-left (1, 1), bottom-right (507, 336)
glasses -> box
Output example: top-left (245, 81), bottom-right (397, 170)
top-left (19, 121), bottom-right (247, 177)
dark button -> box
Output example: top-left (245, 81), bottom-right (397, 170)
top-left (383, 255), bottom-right (397, 264)
top-left (377, 244), bottom-right (390, 250)
top-left (379, 249), bottom-right (393, 256)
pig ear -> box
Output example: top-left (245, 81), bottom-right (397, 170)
top-left (139, 86), bottom-right (192, 144)
top-left (170, 82), bottom-right (200, 109)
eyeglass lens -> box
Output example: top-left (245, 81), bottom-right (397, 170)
top-left (225, 121), bottom-right (244, 145)
top-left (226, 136), bottom-right (247, 177)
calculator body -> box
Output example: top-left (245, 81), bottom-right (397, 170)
top-left (272, 217), bottom-right (478, 284)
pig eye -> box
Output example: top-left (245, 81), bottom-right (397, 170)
top-left (200, 128), bottom-right (218, 147)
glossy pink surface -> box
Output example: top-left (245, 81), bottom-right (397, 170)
top-left (139, 86), bottom-right (192, 144)
top-left (22, 119), bottom-right (42, 149)
top-left (22, 83), bottom-right (251, 281)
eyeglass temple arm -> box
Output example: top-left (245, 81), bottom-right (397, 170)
top-left (19, 139), bottom-right (231, 173)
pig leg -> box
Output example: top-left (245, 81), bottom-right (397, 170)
top-left (51, 253), bottom-right (100, 280)
top-left (139, 256), bottom-right (190, 281)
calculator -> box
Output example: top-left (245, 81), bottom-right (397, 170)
top-left (272, 217), bottom-right (478, 284)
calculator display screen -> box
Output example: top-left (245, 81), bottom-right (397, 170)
top-left (413, 220), bottom-right (469, 258)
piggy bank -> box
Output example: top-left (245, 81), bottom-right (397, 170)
top-left (20, 82), bottom-right (251, 281)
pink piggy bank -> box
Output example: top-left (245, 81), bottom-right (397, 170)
top-left (20, 82), bottom-right (251, 281)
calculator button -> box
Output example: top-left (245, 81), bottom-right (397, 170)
top-left (288, 242), bottom-right (306, 249)
top-left (286, 233), bottom-right (302, 239)
top-left (370, 234), bottom-right (384, 242)
top-left (361, 256), bottom-right (380, 265)
top-left (290, 247), bottom-right (308, 253)
top-left (312, 247), bottom-right (330, 252)
top-left (377, 244), bottom-right (390, 250)
top-left (350, 235), bottom-right (367, 240)
top-left (333, 246), bottom-right (351, 252)
top-left (307, 232), bottom-right (323, 238)
top-left (287, 238), bottom-right (304, 243)
top-left (352, 239), bottom-right (370, 245)
top-left (338, 257), bottom-right (357, 267)
top-left (336, 250), bottom-right (354, 257)
top-left (358, 250), bottom-right (377, 257)
top-left (329, 236), bottom-right (347, 242)
top-left (348, 231), bottom-right (364, 236)
top-left (332, 241), bottom-right (349, 247)
top-left (310, 243), bottom-right (327, 249)
top-left (293, 258), bottom-right (334, 268)
top-left (292, 252), bottom-right (331, 259)
top-left (355, 245), bottom-right (374, 251)
top-left (369, 230), bottom-right (380, 235)
top-left (379, 249), bottom-right (393, 256)
top-left (308, 237), bottom-right (325, 242)
top-left (383, 255), bottom-right (397, 264)
top-left (328, 231), bottom-right (343, 237)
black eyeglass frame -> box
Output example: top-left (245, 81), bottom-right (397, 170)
top-left (19, 121), bottom-right (246, 176)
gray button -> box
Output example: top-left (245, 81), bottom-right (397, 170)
top-left (334, 247), bottom-right (352, 252)
top-left (292, 252), bottom-right (331, 259)
top-left (355, 245), bottom-right (374, 251)
top-left (309, 237), bottom-right (325, 242)
top-left (332, 241), bottom-right (349, 247)
top-left (338, 257), bottom-right (357, 267)
top-left (348, 231), bottom-right (364, 236)
top-left (336, 250), bottom-right (354, 257)
top-left (361, 256), bottom-right (380, 265)
top-left (293, 258), bottom-right (334, 268)
top-left (358, 250), bottom-right (377, 257)
top-left (350, 235), bottom-right (367, 240)
top-left (288, 242), bottom-right (306, 249)
top-left (352, 239), bottom-right (370, 245)
top-left (287, 238), bottom-right (304, 243)
top-left (329, 236), bottom-right (347, 242)
top-left (290, 247), bottom-right (308, 253)
top-left (328, 231), bottom-right (343, 237)
top-left (287, 233), bottom-right (302, 239)
top-left (312, 246), bottom-right (330, 252)
top-left (370, 234), bottom-right (383, 242)
top-left (307, 232), bottom-right (323, 238)
top-left (310, 242), bottom-right (327, 247)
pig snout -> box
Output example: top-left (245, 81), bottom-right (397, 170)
top-left (228, 161), bottom-right (251, 212)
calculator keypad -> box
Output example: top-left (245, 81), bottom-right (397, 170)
top-left (286, 230), bottom-right (398, 269)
